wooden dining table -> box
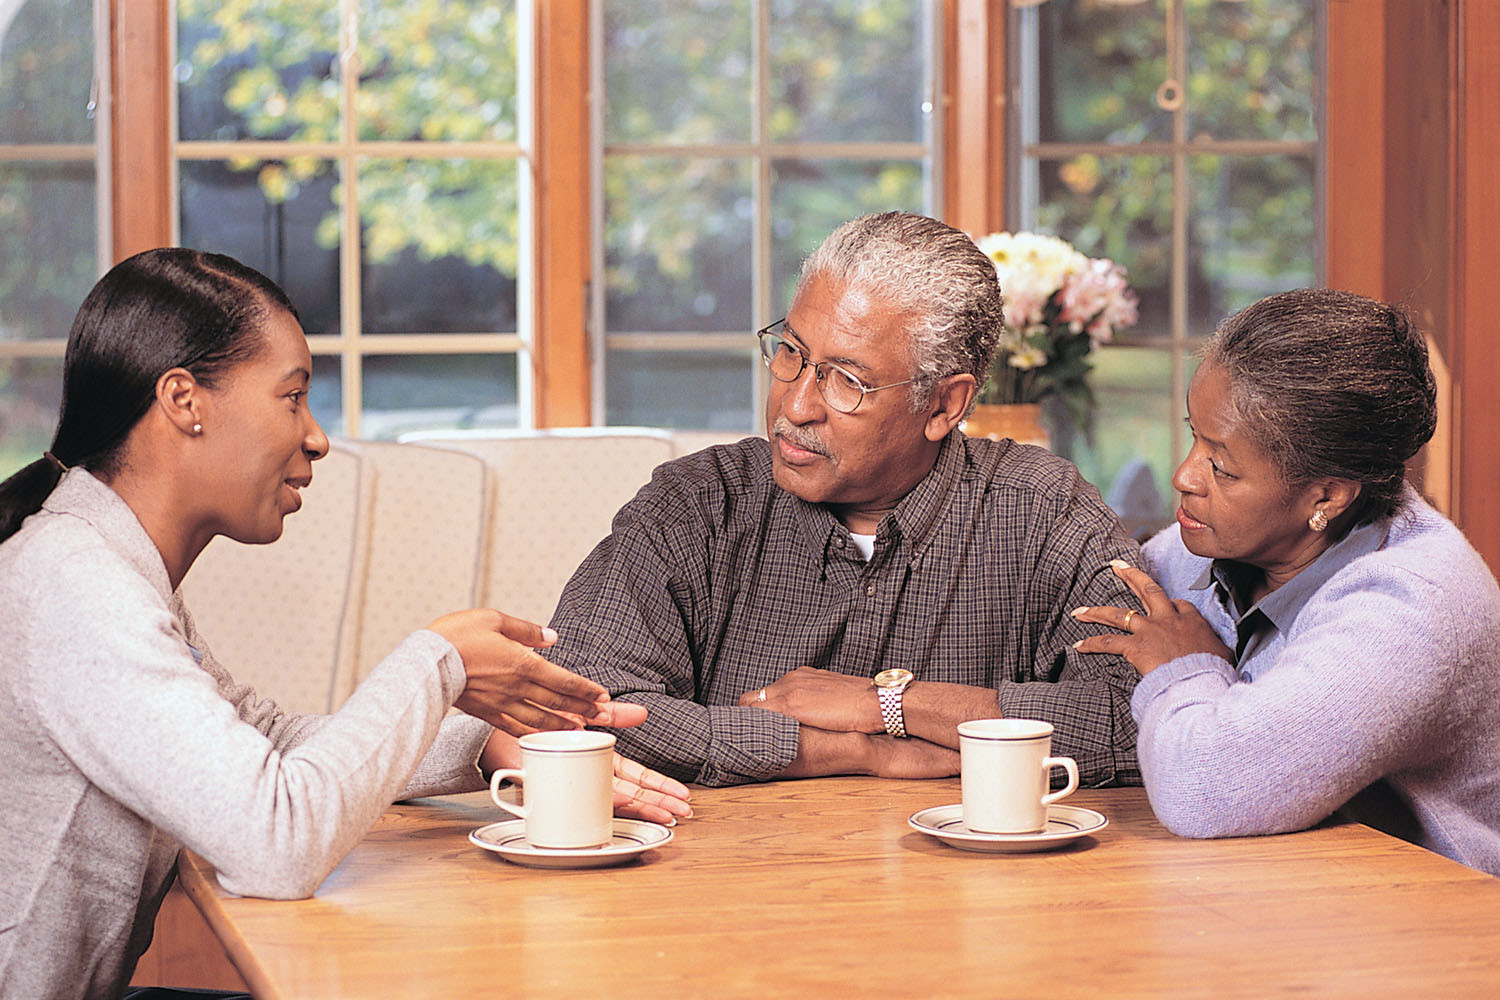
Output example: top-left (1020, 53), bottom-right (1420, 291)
top-left (147, 777), bottom-right (1500, 998)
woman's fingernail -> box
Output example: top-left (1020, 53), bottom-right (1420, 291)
top-left (542, 626), bottom-right (559, 642)
top-left (1072, 639), bottom-right (1084, 650)
top-left (1108, 559), bottom-right (1130, 570)
top-left (1070, 606), bottom-right (1089, 618)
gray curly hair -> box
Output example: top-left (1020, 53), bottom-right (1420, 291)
top-left (796, 211), bottom-right (1004, 415)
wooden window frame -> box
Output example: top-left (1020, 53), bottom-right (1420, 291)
top-left (106, 0), bottom-right (1500, 571)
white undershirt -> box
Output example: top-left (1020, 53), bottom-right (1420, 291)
top-left (849, 532), bottom-right (876, 561)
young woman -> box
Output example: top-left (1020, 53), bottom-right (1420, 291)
top-left (1073, 288), bottom-right (1500, 874)
top-left (0, 249), bottom-right (690, 999)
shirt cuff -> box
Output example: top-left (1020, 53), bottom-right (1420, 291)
top-left (698, 703), bottom-right (801, 786)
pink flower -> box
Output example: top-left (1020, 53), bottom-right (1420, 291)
top-left (967, 230), bottom-right (1139, 425)
top-left (1057, 258), bottom-right (1139, 347)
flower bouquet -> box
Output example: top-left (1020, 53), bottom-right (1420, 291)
top-left (972, 231), bottom-right (1139, 435)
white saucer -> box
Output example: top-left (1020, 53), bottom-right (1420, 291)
top-left (908, 803), bottom-right (1108, 853)
top-left (469, 818), bottom-right (674, 869)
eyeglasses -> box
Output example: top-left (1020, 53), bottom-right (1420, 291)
top-left (756, 319), bottom-right (915, 414)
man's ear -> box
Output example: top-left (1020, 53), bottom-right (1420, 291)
top-left (924, 373), bottom-right (978, 443)
top-left (155, 367), bottom-right (204, 437)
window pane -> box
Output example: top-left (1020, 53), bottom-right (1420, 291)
top-left (0, 162), bottom-right (97, 341)
top-left (310, 354), bottom-right (343, 437)
top-left (1031, 154), bottom-right (1172, 339)
top-left (1187, 0), bottom-right (1318, 141)
top-left (769, 158), bottom-right (926, 309)
top-left (1188, 154), bottom-right (1317, 334)
top-left (604, 156), bottom-right (753, 332)
top-left (360, 353), bottom-right (518, 439)
top-left (360, 158), bottom-right (519, 334)
top-left (605, 349), bottom-right (756, 430)
top-left (0, 357), bottom-right (63, 480)
top-left (0, 0), bottom-right (96, 143)
top-left (604, 0), bottom-right (752, 143)
top-left (355, 0), bottom-right (518, 143)
top-left (178, 158), bottom-right (341, 337)
top-left (176, 0), bottom-right (341, 142)
top-left (767, 0), bottom-right (928, 143)
top-left (1048, 346), bottom-right (1175, 540)
top-left (1024, 1), bottom-right (1169, 145)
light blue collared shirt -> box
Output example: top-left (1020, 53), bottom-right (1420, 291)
top-left (1192, 517), bottom-right (1390, 678)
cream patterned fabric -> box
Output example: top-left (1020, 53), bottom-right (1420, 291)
top-left (670, 430), bottom-right (762, 458)
top-left (340, 440), bottom-right (489, 686)
top-left (179, 444), bottom-right (374, 713)
top-left (416, 430), bottom-right (676, 625)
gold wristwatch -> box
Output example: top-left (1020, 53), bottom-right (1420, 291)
top-left (872, 668), bottom-right (915, 738)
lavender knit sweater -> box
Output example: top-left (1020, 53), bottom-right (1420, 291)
top-left (1135, 485), bottom-right (1500, 874)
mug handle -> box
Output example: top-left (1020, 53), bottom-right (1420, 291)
top-left (1040, 756), bottom-right (1079, 807)
top-left (489, 767), bottom-right (528, 819)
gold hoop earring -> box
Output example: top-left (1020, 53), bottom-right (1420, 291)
top-left (1308, 509), bottom-right (1329, 532)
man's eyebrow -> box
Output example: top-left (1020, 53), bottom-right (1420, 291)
top-left (782, 321), bottom-right (814, 354)
top-left (783, 321), bottom-right (870, 373)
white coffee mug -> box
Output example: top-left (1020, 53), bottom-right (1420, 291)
top-left (488, 730), bottom-right (616, 848)
top-left (957, 718), bottom-right (1079, 834)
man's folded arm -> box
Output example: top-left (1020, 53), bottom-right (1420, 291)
top-left (1012, 482), bottom-right (1147, 787)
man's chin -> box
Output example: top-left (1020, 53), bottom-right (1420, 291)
top-left (770, 458), bottom-right (831, 504)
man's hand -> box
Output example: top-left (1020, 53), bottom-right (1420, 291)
top-left (736, 666), bottom-right (884, 734)
top-left (776, 726), bottom-right (959, 779)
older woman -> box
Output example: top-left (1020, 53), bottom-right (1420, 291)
top-left (0, 249), bottom-right (689, 1000)
top-left (1073, 288), bottom-right (1500, 874)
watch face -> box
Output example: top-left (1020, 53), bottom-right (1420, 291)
top-left (873, 668), bottom-right (914, 688)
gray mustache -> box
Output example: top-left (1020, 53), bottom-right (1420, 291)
top-left (772, 416), bottom-right (830, 458)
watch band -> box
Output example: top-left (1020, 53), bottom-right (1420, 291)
top-left (877, 682), bottom-right (908, 738)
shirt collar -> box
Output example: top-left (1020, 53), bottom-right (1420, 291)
top-left (787, 429), bottom-right (965, 567)
top-left (42, 468), bottom-right (176, 605)
top-left (1191, 515), bottom-right (1390, 633)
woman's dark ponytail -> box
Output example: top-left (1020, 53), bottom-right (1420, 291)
top-left (0, 458), bottom-right (67, 541)
top-left (0, 247), bottom-right (296, 543)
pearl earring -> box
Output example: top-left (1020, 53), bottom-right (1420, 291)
top-left (192, 423), bottom-right (202, 435)
top-left (1308, 509), bottom-right (1329, 532)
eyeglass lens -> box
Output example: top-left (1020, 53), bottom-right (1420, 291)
top-left (759, 328), bottom-right (866, 413)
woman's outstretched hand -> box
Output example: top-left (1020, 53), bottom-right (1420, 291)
top-left (428, 609), bottom-right (646, 736)
top-left (480, 733), bottom-right (693, 826)
top-left (609, 753), bottom-right (694, 825)
top-left (1070, 560), bottom-right (1233, 675)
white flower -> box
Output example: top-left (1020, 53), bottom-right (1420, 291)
top-left (1007, 343), bottom-right (1048, 370)
top-left (976, 231), bottom-right (1087, 328)
top-left (969, 229), bottom-right (1138, 425)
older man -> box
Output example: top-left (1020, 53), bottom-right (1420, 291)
top-left (547, 211), bottom-right (1145, 787)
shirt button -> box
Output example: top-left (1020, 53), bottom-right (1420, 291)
top-left (835, 537), bottom-right (844, 547)
top-left (864, 583), bottom-right (876, 597)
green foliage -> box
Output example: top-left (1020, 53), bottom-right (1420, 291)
top-left (1028, 0), bottom-right (1318, 319)
top-left (603, 0), bottom-right (932, 329)
top-left (176, 0), bottom-right (520, 272)
top-left (0, 0), bottom-right (99, 342)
